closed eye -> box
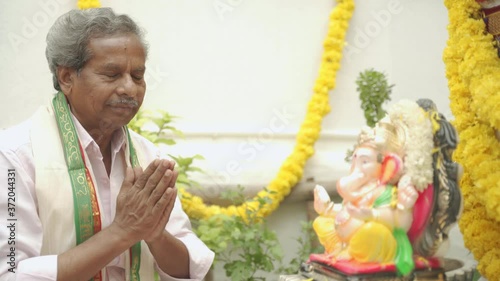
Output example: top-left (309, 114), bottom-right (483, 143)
top-left (132, 69), bottom-right (145, 81)
top-left (103, 73), bottom-right (120, 79)
top-left (132, 75), bottom-right (144, 81)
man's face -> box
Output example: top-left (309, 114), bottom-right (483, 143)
top-left (61, 34), bottom-right (146, 139)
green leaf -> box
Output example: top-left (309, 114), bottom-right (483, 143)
top-left (152, 118), bottom-right (166, 129)
top-left (473, 269), bottom-right (482, 281)
top-left (172, 155), bottom-right (193, 166)
top-left (355, 68), bottom-right (393, 128)
top-left (176, 174), bottom-right (189, 184)
top-left (156, 138), bottom-right (176, 145)
top-left (187, 166), bottom-right (204, 173)
top-left (191, 154), bottom-right (205, 160)
top-left (225, 261), bottom-right (253, 281)
top-left (162, 126), bottom-right (185, 137)
top-left (269, 244), bottom-right (284, 259)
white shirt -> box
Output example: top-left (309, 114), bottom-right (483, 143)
top-left (0, 112), bottom-right (214, 281)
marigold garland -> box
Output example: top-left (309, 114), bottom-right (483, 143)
top-left (179, 0), bottom-right (356, 221)
top-left (443, 0), bottom-right (500, 279)
top-left (77, 0), bottom-right (101, 10)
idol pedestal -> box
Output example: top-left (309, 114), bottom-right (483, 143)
top-left (278, 258), bottom-right (475, 281)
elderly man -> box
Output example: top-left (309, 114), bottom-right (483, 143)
top-left (0, 8), bottom-right (214, 281)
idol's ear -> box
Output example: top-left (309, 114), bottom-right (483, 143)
top-left (379, 153), bottom-right (403, 185)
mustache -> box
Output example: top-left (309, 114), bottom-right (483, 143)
top-left (107, 98), bottom-right (139, 108)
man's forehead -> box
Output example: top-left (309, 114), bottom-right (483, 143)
top-left (87, 35), bottom-right (146, 56)
top-left (84, 35), bottom-right (146, 69)
top-left (100, 62), bottom-right (146, 72)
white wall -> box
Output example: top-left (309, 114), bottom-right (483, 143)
top-left (0, 0), bottom-right (453, 191)
top-left (0, 0), bottom-right (475, 279)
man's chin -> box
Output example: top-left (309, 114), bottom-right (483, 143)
top-left (105, 109), bottom-right (138, 124)
top-left (95, 117), bottom-right (133, 134)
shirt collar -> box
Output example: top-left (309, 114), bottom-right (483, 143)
top-left (70, 112), bottom-right (126, 154)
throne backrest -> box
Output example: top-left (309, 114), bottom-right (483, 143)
top-left (408, 99), bottom-right (462, 257)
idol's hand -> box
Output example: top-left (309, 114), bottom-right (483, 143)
top-left (397, 175), bottom-right (418, 209)
top-left (113, 159), bottom-right (178, 243)
top-left (345, 202), bottom-right (373, 221)
top-left (313, 185), bottom-right (335, 216)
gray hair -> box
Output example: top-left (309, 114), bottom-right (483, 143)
top-left (46, 8), bottom-right (149, 91)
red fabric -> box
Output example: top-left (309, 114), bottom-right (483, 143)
top-left (481, 4), bottom-right (500, 16)
top-left (408, 184), bottom-right (434, 243)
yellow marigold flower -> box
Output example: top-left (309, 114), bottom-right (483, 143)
top-left (444, 0), bottom-right (500, 279)
top-left (77, 0), bottom-right (101, 9)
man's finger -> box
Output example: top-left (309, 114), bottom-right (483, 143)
top-left (132, 166), bottom-right (143, 182)
top-left (158, 188), bottom-right (177, 227)
top-left (121, 167), bottom-right (136, 192)
top-left (143, 160), bottom-right (170, 194)
top-left (134, 159), bottom-right (160, 189)
top-left (147, 169), bottom-right (173, 205)
top-left (145, 188), bottom-right (177, 243)
top-left (167, 170), bottom-right (179, 188)
top-left (116, 167), bottom-right (137, 207)
top-left (164, 188), bottom-right (177, 217)
top-left (167, 160), bottom-right (176, 171)
top-left (152, 188), bottom-right (177, 218)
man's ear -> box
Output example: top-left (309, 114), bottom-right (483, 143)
top-left (57, 66), bottom-right (76, 95)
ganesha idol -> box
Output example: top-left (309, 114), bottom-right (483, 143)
top-left (304, 99), bottom-right (463, 279)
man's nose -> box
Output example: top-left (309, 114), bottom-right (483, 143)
top-left (117, 75), bottom-right (137, 97)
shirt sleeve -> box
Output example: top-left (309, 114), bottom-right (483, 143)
top-left (0, 143), bottom-right (58, 281)
top-left (157, 197), bottom-right (215, 281)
